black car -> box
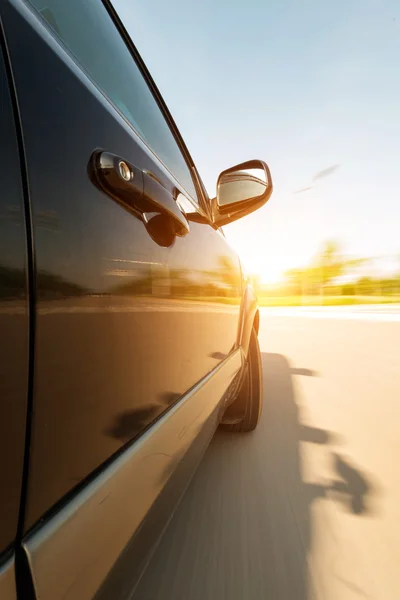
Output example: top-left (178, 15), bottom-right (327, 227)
top-left (0, 1), bottom-right (273, 598)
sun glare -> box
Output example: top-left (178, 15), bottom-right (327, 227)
top-left (225, 228), bottom-right (310, 286)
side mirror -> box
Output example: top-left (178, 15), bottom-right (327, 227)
top-left (213, 159), bottom-right (273, 226)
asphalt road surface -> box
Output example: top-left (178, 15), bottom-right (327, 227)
top-left (133, 307), bottom-right (400, 600)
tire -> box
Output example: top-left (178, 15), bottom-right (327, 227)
top-left (221, 327), bottom-right (263, 432)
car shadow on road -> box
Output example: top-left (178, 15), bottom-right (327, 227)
top-left (132, 352), bottom-right (375, 600)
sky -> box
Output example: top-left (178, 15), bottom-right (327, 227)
top-left (114, 0), bottom-right (400, 282)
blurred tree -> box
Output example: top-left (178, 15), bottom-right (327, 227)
top-left (315, 240), bottom-right (343, 286)
top-left (281, 240), bottom-right (368, 298)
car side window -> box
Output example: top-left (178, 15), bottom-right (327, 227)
top-left (26, 0), bottom-right (198, 201)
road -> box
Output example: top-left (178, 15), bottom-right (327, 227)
top-left (133, 307), bottom-right (400, 599)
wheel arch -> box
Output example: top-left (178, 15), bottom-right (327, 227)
top-left (237, 284), bottom-right (259, 360)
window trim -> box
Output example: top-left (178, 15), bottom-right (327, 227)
top-left (101, 0), bottom-right (209, 210)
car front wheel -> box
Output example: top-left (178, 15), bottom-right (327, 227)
top-left (221, 327), bottom-right (263, 432)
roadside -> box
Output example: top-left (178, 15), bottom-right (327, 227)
top-left (260, 305), bottom-right (400, 322)
top-left (257, 295), bottom-right (400, 307)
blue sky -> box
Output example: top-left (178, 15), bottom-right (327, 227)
top-left (114, 0), bottom-right (400, 281)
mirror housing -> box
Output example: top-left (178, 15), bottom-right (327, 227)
top-left (212, 159), bottom-right (273, 227)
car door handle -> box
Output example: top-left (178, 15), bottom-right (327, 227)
top-left (91, 151), bottom-right (190, 236)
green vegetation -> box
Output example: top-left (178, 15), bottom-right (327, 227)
top-left (254, 241), bottom-right (400, 307)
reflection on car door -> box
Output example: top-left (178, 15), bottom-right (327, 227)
top-left (1, 0), bottom-right (244, 597)
top-left (0, 27), bottom-right (31, 600)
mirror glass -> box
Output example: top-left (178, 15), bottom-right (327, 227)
top-left (217, 168), bottom-right (267, 207)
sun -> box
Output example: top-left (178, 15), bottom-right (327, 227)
top-left (251, 262), bottom-right (286, 284)
top-left (231, 243), bottom-right (289, 284)
top-left (224, 232), bottom-right (294, 285)
top-left (224, 220), bottom-right (316, 286)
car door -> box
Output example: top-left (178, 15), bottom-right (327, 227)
top-left (0, 24), bottom-right (31, 600)
top-left (0, 0), bottom-right (244, 598)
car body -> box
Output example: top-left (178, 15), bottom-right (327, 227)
top-left (0, 1), bottom-right (272, 598)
